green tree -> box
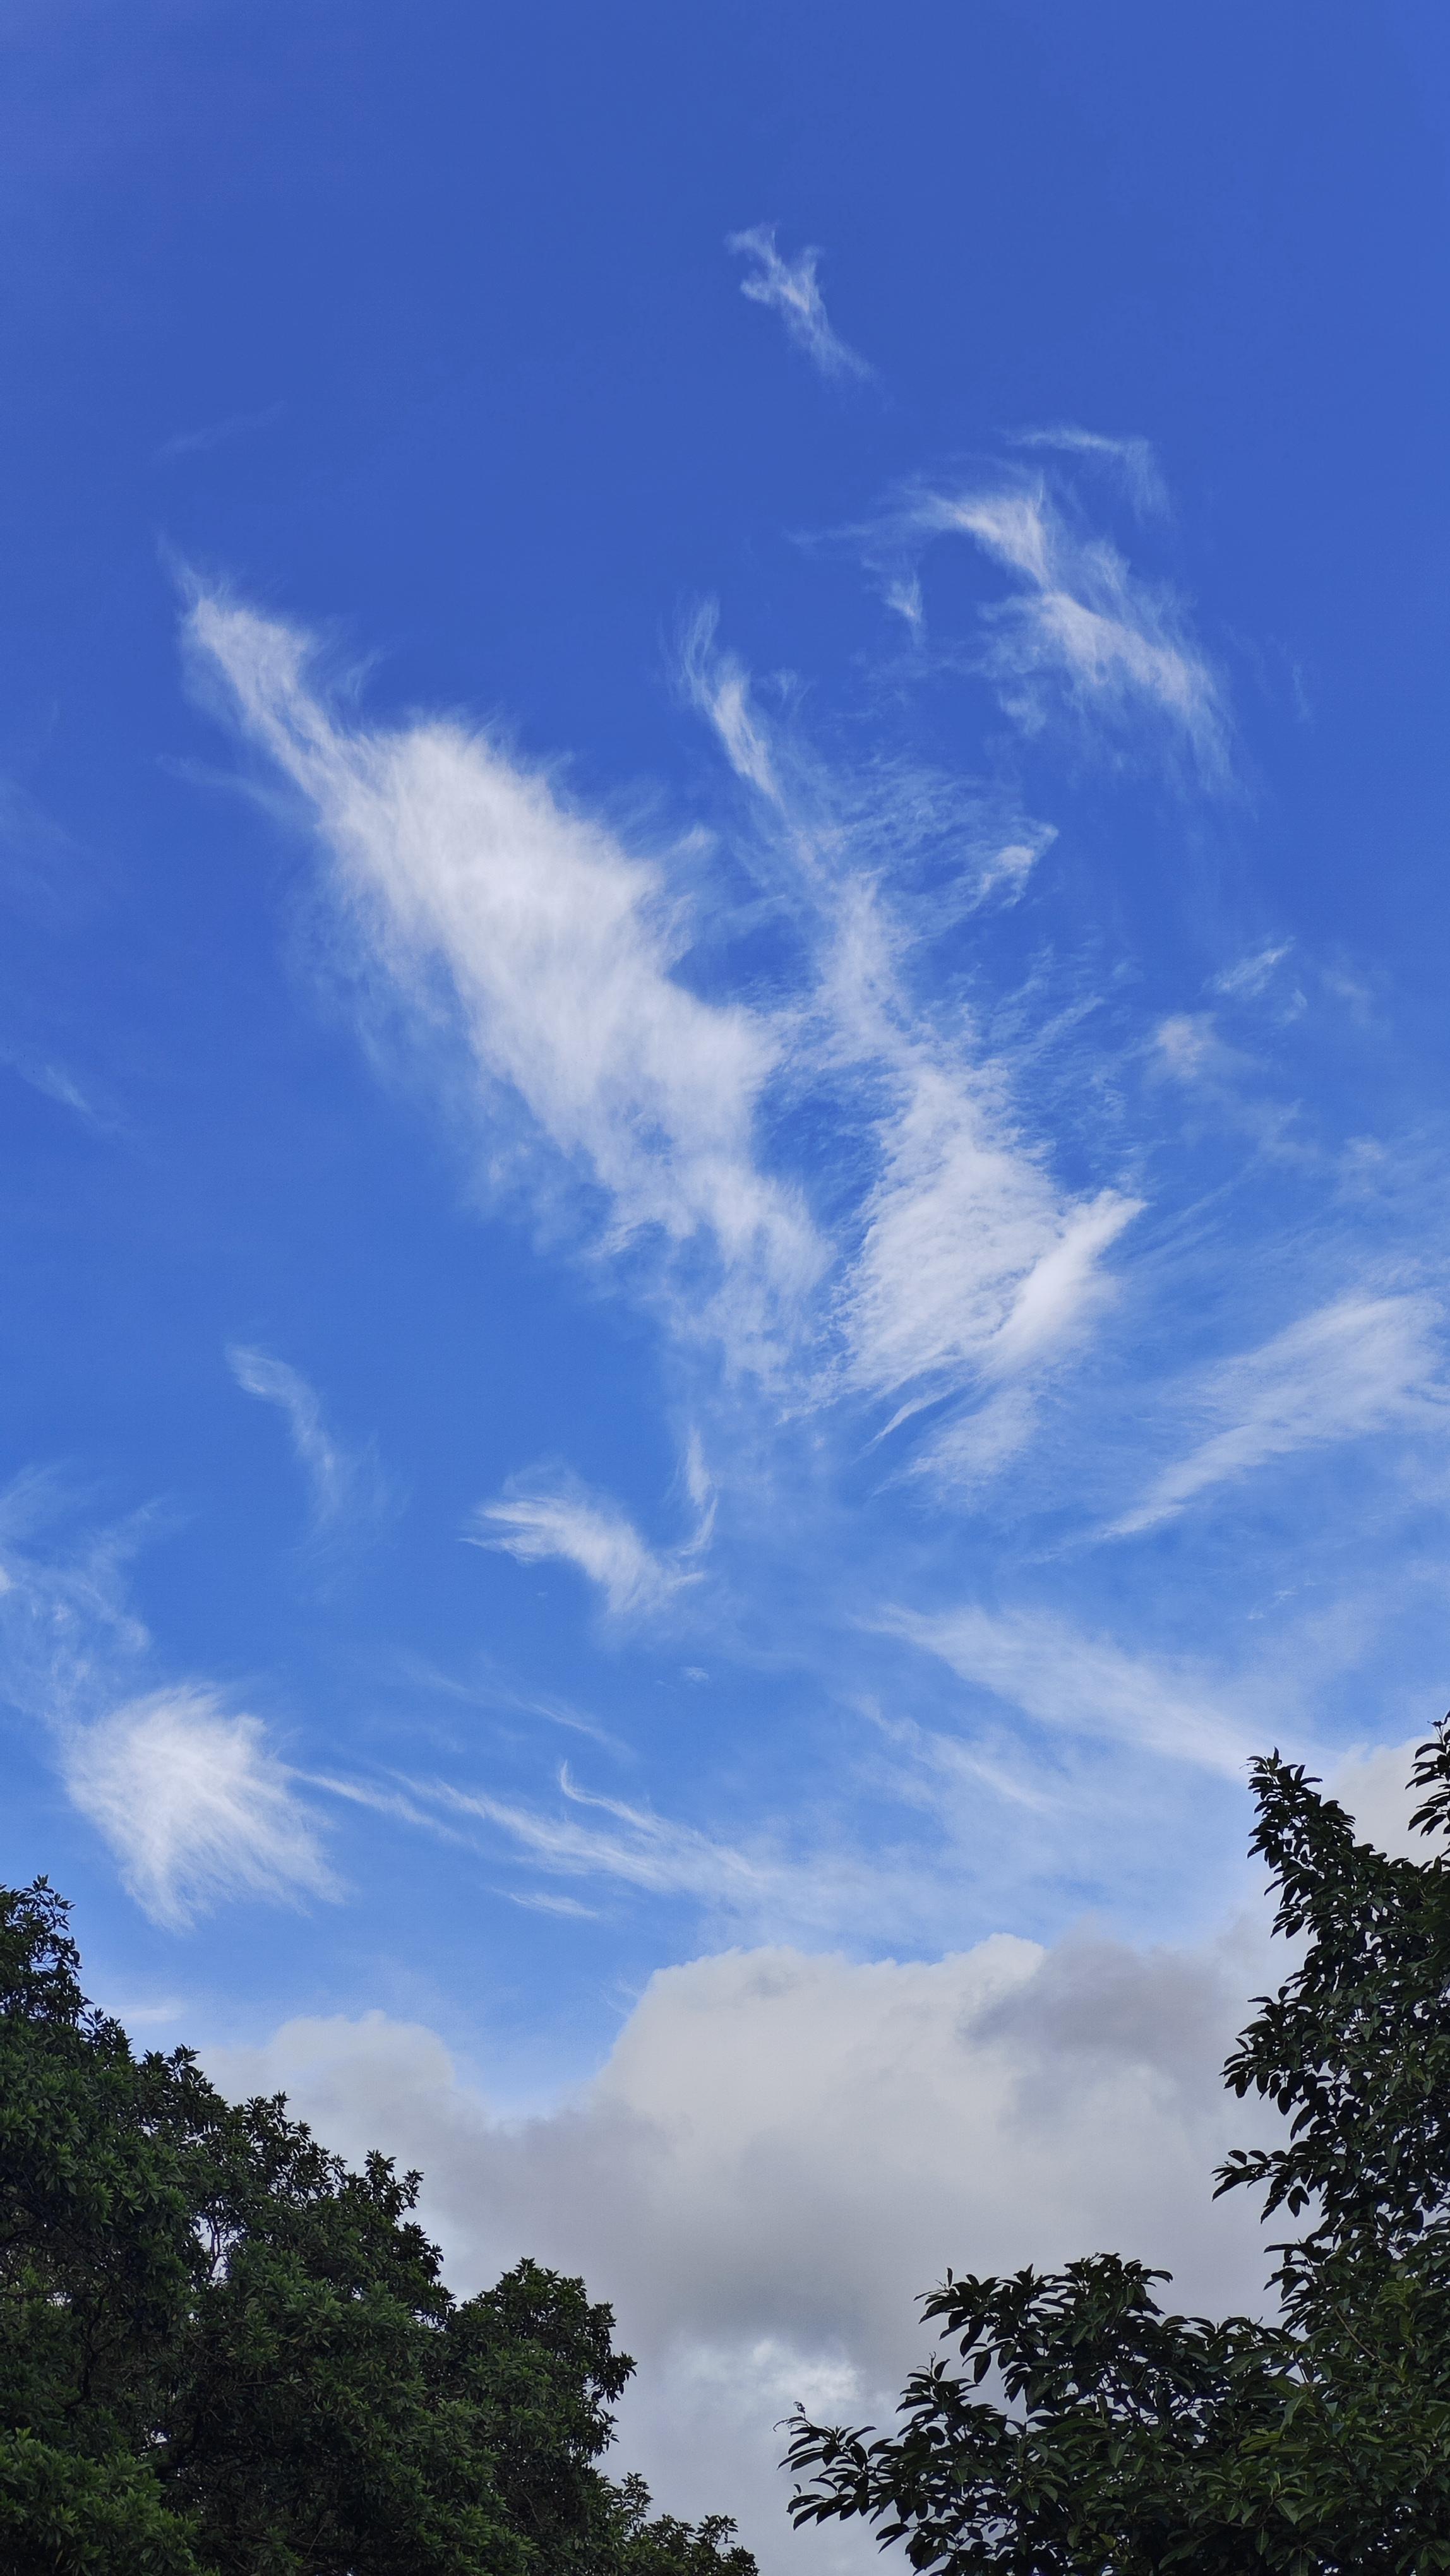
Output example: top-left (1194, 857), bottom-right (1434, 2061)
top-left (0, 1877), bottom-right (755, 2576)
top-left (787, 1722), bottom-right (1450, 2573)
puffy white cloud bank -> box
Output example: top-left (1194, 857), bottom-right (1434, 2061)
top-left (208, 1920), bottom-right (1276, 2574)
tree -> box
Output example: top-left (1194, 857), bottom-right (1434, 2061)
top-left (786, 1721), bottom-right (1450, 2573)
top-left (0, 1877), bottom-right (755, 2576)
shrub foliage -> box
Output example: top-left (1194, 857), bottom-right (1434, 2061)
top-left (788, 1725), bottom-right (1450, 2573)
top-left (0, 1878), bottom-right (754, 2575)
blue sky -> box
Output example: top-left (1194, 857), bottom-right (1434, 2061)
top-left (4, 3), bottom-right (1450, 2560)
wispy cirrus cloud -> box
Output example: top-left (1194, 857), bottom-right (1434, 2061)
top-left (885, 1602), bottom-right (1259, 1779)
top-left (0, 1480), bottom-right (335, 1927)
top-left (680, 609), bottom-right (1141, 1427)
top-left (228, 1343), bottom-right (386, 1535)
top-left (156, 400), bottom-right (285, 463)
top-left (872, 462), bottom-right (1228, 781)
top-left (1211, 941), bottom-right (1293, 1000)
top-left (323, 1762), bottom-right (937, 1945)
top-left (188, 594), bottom-right (822, 1370)
top-left (726, 224), bottom-right (871, 381)
top-left (1108, 1293), bottom-right (1444, 1538)
top-left (1010, 426), bottom-right (1170, 520)
top-left (63, 1687), bottom-right (336, 1928)
top-left (839, 1067), bottom-right (1139, 1405)
top-left (469, 1471), bottom-right (708, 1621)
top-left (192, 588), bottom-right (1142, 1452)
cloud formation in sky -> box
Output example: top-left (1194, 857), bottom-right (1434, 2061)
top-left (1010, 426), bottom-right (1170, 520)
top-left (470, 1474), bottom-right (704, 1619)
top-left (726, 225), bottom-right (871, 381)
top-left (207, 1918), bottom-right (1276, 2570)
top-left (676, 604), bottom-right (1141, 1421)
top-left (63, 1686), bottom-right (334, 1927)
top-left (877, 463), bottom-right (1227, 779)
top-left (1110, 1293), bottom-right (1443, 1537)
top-left (228, 1343), bottom-right (385, 1534)
top-left (191, 589), bottom-right (1142, 1437)
top-left (889, 1602), bottom-right (1259, 1779)
top-left (189, 594), bottom-right (821, 1369)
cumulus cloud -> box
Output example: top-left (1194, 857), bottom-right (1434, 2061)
top-left (63, 1686), bottom-right (336, 1927)
top-left (187, 594), bottom-right (821, 1366)
top-left (228, 1343), bottom-right (385, 1533)
top-left (886, 1602), bottom-right (1258, 1778)
top-left (726, 225), bottom-right (870, 381)
top-left (1110, 1293), bottom-right (1444, 1537)
top-left (205, 1924), bottom-right (1274, 2573)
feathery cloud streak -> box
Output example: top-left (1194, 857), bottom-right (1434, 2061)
top-left (1110, 1294), bottom-right (1444, 1537)
top-left (0, 1488), bottom-right (335, 1927)
top-left (188, 595), bottom-right (820, 1364)
top-left (321, 1763), bottom-right (935, 1945)
top-left (876, 463), bottom-right (1226, 780)
top-left (679, 611), bottom-right (1142, 1416)
top-left (193, 592), bottom-right (1141, 1429)
top-left (64, 1687), bottom-right (335, 1927)
top-left (726, 225), bottom-right (871, 380)
top-left (469, 1474), bottom-right (705, 1620)
top-left (887, 1602), bottom-right (1259, 1778)
top-left (228, 1344), bottom-right (383, 1533)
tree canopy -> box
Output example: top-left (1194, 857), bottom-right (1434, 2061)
top-left (787, 1723), bottom-right (1450, 2574)
top-left (0, 1876), bottom-right (755, 2576)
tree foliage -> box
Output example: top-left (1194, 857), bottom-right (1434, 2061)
top-left (0, 1878), bottom-right (755, 2575)
top-left (787, 1722), bottom-right (1450, 2573)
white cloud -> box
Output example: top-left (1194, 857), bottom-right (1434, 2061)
top-left (1110, 1293), bottom-right (1443, 1537)
top-left (1329, 1735), bottom-right (1429, 1862)
top-left (366, 1767), bottom-right (932, 1946)
top-left (676, 612), bottom-right (1141, 1421)
top-left (886, 1602), bottom-right (1257, 1778)
top-left (1010, 426), bottom-right (1170, 520)
top-left (0, 1476), bottom-right (152, 1730)
top-left (678, 604), bottom-right (783, 804)
top-left (1152, 1011), bottom-right (1233, 1082)
top-left (63, 1686), bottom-right (336, 1928)
top-left (726, 225), bottom-right (870, 382)
top-left (205, 1923), bottom-right (1273, 2573)
top-left (0, 1490), bottom-right (337, 1928)
top-left (228, 1343), bottom-right (382, 1531)
top-left (839, 1061), bottom-right (1140, 1401)
top-left (887, 472), bottom-right (1227, 779)
top-left (470, 1476), bottom-right (700, 1619)
top-left (1211, 941), bottom-right (1292, 1000)
top-left (1, 1050), bottom-right (107, 1125)
top-left (193, 592), bottom-right (1138, 1438)
top-left (187, 594), bottom-right (821, 1366)
top-left (156, 401), bottom-right (285, 463)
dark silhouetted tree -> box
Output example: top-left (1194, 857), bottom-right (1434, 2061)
top-left (788, 1722), bottom-right (1450, 2573)
top-left (0, 1876), bottom-right (755, 2575)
